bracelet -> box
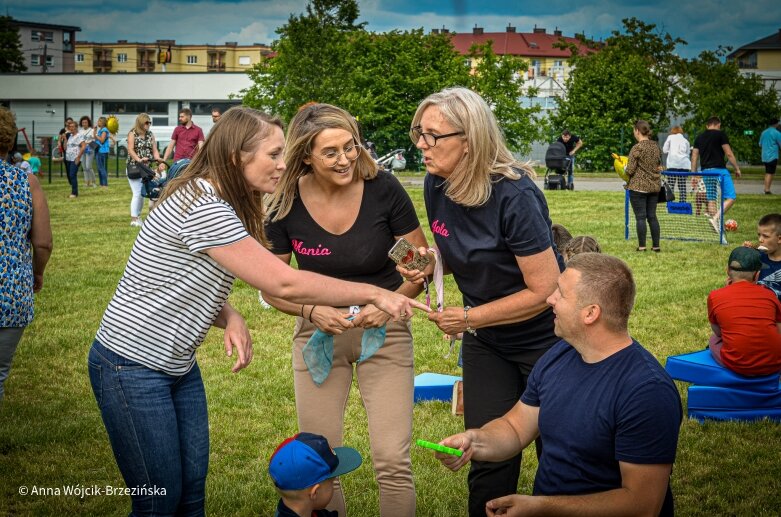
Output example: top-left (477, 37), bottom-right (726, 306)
top-left (308, 305), bottom-right (317, 322)
top-left (463, 306), bottom-right (477, 336)
top-left (300, 304), bottom-right (306, 319)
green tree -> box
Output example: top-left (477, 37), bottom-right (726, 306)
top-left (0, 16), bottom-right (27, 73)
top-left (467, 42), bottom-right (543, 154)
top-left (551, 18), bottom-right (686, 170)
top-left (682, 48), bottom-right (780, 164)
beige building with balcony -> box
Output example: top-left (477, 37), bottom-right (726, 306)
top-left (10, 19), bottom-right (80, 73)
top-left (74, 40), bottom-right (272, 73)
top-left (728, 28), bottom-right (781, 96)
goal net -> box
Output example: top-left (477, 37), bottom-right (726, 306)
top-left (625, 171), bottom-right (726, 245)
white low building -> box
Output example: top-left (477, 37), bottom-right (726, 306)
top-left (0, 72), bottom-right (252, 153)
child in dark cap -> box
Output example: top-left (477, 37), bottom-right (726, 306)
top-left (269, 432), bottom-right (362, 517)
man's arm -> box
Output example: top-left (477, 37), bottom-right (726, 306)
top-left (571, 138), bottom-right (583, 155)
top-left (435, 401), bottom-right (539, 471)
top-left (162, 130), bottom-right (178, 162)
top-left (721, 144), bottom-right (741, 177)
top-left (690, 148), bottom-right (699, 172)
top-left (486, 462), bottom-right (673, 517)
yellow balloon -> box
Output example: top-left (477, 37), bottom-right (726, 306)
top-left (612, 153), bottom-right (629, 182)
top-left (107, 116), bottom-right (119, 134)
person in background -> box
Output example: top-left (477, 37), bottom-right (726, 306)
top-left (57, 116), bottom-right (74, 160)
top-left (557, 129), bottom-right (583, 189)
top-left (405, 87), bottom-right (563, 517)
top-left (94, 117), bottom-right (111, 188)
top-left (563, 235), bottom-right (602, 262)
top-left (88, 106), bottom-right (427, 516)
top-left (433, 254), bottom-right (682, 517)
top-left (211, 106), bottom-right (222, 123)
top-left (759, 118), bottom-right (781, 195)
top-left (126, 113), bottom-right (165, 227)
top-left (0, 106), bottom-right (53, 402)
top-left (162, 107), bottom-right (205, 163)
top-left (662, 125), bottom-right (691, 202)
top-left (63, 119), bottom-right (85, 198)
top-left (264, 103), bottom-right (430, 516)
top-left (79, 116), bottom-right (97, 188)
top-left (551, 223), bottom-right (573, 254)
top-left (707, 246), bottom-right (781, 376)
top-left (27, 148), bottom-right (42, 178)
top-left (12, 152), bottom-right (31, 174)
top-left (625, 120), bottom-right (662, 252)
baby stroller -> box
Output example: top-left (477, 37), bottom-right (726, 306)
top-left (143, 159), bottom-right (189, 200)
top-left (376, 149), bottom-right (406, 174)
top-left (543, 142), bottom-right (572, 190)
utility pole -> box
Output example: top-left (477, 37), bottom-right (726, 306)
top-left (42, 43), bottom-right (48, 73)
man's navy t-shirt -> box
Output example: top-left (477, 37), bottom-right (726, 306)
top-left (693, 129), bottom-right (729, 169)
top-left (423, 172), bottom-right (564, 347)
top-left (266, 172), bottom-right (420, 291)
top-left (522, 340), bottom-right (682, 516)
top-left (557, 134), bottom-right (580, 154)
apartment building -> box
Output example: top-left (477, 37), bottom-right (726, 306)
top-left (10, 19), bottom-right (81, 73)
top-left (728, 28), bottom-right (781, 96)
top-left (74, 40), bottom-right (272, 73)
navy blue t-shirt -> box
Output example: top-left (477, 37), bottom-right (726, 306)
top-left (522, 340), bottom-right (682, 516)
top-left (758, 251), bottom-right (781, 301)
top-left (266, 171), bottom-right (420, 291)
top-left (423, 171), bottom-right (565, 347)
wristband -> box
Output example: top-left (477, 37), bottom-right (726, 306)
top-left (464, 306), bottom-right (477, 336)
top-left (308, 305), bottom-right (316, 322)
top-left (300, 304), bottom-right (306, 319)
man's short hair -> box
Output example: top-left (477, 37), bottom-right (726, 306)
top-left (211, 106), bottom-right (222, 115)
top-left (769, 118), bottom-right (779, 126)
top-left (561, 129), bottom-right (571, 137)
top-left (705, 116), bottom-right (721, 127)
top-left (179, 107), bottom-right (192, 117)
top-left (567, 253), bottom-right (635, 332)
top-left (758, 213), bottom-right (781, 235)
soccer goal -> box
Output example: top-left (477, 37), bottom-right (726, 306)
top-left (625, 171), bottom-right (726, 245)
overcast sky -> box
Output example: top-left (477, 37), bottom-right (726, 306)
top-left (5, 0), bottom-right (777, 58)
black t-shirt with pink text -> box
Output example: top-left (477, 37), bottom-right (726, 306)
top-left (424, 171), bottom-right (564, 347)
top-left (266, 172), bottom-right (420, 291)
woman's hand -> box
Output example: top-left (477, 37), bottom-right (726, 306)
top-left (371, 288), bottom-right (431, 321)
top-left (351, 304), bottom-right (391, 329)
top-left (428, 306), bottom-right (467, 335)
top-left (396, 247), bottom-right (435, 284)
top-left (141, 157), bottom-right (150, 163)
top-left (223, 313), bottom-right (253, 373)
top-left (310, 306), bottom-right (355, 335)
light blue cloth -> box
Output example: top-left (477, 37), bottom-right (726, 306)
top-left (302, 325), bottom-right (387, 386)
top-left (759, 126), bottom-right (781, 163)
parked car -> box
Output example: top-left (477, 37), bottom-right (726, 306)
top-left (113, 125), bottom-right (179, 158)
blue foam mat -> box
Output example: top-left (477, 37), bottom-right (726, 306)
top-left (688, 407), bottom-right (781, 422)
top-left (414, 372), bottom-right (461, 402)
top-left (665, 350), bottom-right (779, 392)
top-left (688, 384), bottom-right (781, 410)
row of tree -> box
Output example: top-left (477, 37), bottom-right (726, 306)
top-left (242, 0), bottom-right (779, 170)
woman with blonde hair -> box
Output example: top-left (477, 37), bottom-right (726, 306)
top-left (662, 125), bottom-right (691, 201)
top-left (126, 113), bottom-right (164, 226)
top-left (263, 103), bottom-right (430, 516)
top-left (403, 87), bottom-right (563, 516)
top-left (626, 119), bottom-right (663, 252)
top-left (94, 116), bottom-right (111, 187)
top-left (89, 106), bottom-right (427, 516)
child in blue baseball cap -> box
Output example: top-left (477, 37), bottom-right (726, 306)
top-left (269, 432), bottom-right (362, 517)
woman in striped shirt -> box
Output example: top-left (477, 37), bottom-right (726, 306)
top-left (88, 106), bottom-right (429, 516)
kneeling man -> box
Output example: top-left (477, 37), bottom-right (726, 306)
top-left (435, 253), bottom-right (682, 516)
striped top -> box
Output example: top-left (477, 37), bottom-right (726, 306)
top-left (96, 179), bottom-right (250, 375)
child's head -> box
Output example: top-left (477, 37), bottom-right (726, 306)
top-left (269, 432), bottom-right (362, 510)
top-left (563, 235), bottom-right (602, 262)
top-left (757, 213), bottom-right (781, 255)
top-left (12, 152), bottom-right (23, 164)
top-left (551, 223), bottom-right (573, 252)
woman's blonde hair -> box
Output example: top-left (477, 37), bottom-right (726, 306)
top-left (411, 87), bottom-right (533, 207)
top-left (97, 116), bottom-right (108, 127)
top-left (266, 103), bottom-right (378, 222)
top-left (157, 106), bottom-right (283, 246)
top-left (132, 113), bottom-right (151, 136)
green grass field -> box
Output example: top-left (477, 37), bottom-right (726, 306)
top-left (1, 177), bottom-right (779, 516)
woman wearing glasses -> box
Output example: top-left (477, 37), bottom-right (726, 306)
top-left (126, 113), bottom-right (165, 227)
top-left (404, 88), bottom-right (563, 516)
top-left (264, 103), bottom-right (430, 516)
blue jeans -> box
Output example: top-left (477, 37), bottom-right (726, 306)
top-left (65, 160), bottom-right (79, 196)
top-left (567, 156), bottom-right (575, 186)
top-left (88, 340), bottom-right (209, 516)
top-left (0, 327), bottom-right (25, 401)
top-left (96, 152), bottom-right (109, 186)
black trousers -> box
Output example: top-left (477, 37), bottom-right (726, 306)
top-left (462, 332), bottom-right (552, 517)
top-left (629, 190), bottom-right (661, 248)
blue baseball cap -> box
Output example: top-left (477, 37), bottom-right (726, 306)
top-left (269, 432), bottom-right (362, 491)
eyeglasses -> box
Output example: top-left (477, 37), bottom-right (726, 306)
top-left (409, 126), bottom-right (464, 147)
top-left (143, 121), bottom-right (151, 126)
top-left (314, 143), bottom-right (362, 168)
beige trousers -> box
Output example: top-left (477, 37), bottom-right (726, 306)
top-left (292, 316), bottom-right (415, 517)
